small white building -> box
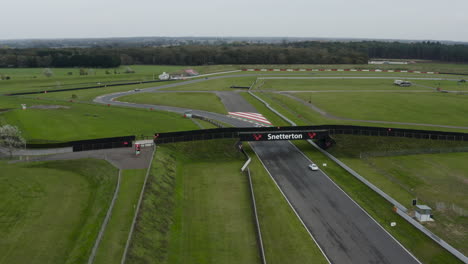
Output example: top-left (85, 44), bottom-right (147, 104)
top-left (415, 205), bottom-right (433, 222)
top-left (159, 72), bottom-right (170, 80)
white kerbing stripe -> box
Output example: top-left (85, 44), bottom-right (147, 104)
top-left (228, 112), bottom-right (272, 125)
top-left (229, 112), bottom-right (270, 122)
top-left (229, 114), bottom-right (272, 125)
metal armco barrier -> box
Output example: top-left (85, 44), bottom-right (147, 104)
top-left (154, 125), bottom-right (468, 144)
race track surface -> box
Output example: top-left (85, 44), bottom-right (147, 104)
top-left (251, 140), bottom-right (419, 264)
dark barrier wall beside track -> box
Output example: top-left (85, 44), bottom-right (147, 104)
top-left (26, 136), bottom-right (135, 151)
top-left (72, 136), bottom-right (135, 152)
top-left (154, 125), bottom-right (468, 144)
top-left (4, 80), bottom-right (174, 96)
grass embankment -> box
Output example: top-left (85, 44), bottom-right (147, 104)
top-left (0, 96), bottom-right (198, 143)
top-left (244, 144), bottom-right (329, 264)
top-left (119, 92), bottom-right (228, 114)
top-left (127, 140), bottom-right (260, 264)
top-left (0, 159), bottom-right (118, 264)
top-left (325, 135), bottom-right (468, 255)
top-left (294, 92), bottom-right (468, 128)
top-left (258, 79), bottom-right (430, 91)
top-left (94, 169), bottom-right (147, 264)
top-left (160, 76), bottom-right (255, 91)
top-left (293, 141), bottom-right (463, 264)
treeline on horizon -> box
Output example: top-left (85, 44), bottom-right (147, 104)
top-left (1, 41), bottom-right (467, 68)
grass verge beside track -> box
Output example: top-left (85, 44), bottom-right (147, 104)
top-left (160, 77), bottom-right (256, 91)
top-left (0, 96), bottom-right (198, 143)
top-left (239, 92), bottom-right (290, 126)
top-left (94, 169), bottom-right (147, 264)
top-left (0, 159), bottom-right (118, 264)
top-left (326, 135), bottom-right (468, 255)
top-left (293, 141), bottom-right (463, 264)
top-left (119, 92), bottom-right (228, 114)
top-left (244, 144), bottom-right (329, 264)
top-left (127, 140), bottom-right (260, 264)
top-left (258, 79), bottom-right (430, 91)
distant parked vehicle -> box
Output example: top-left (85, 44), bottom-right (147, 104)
top-left (393, 80), bottom-right (412, 87)
top-left (134, 89), bottom-right (141, 92)
top-left (308, 163), bottom-right (319, 171)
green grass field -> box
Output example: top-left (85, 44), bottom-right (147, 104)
top-left (0, 96), bottom-right (198, 143)
top-left (94, 169), bottom-right (147, 264)
top-left (294, 92), bottom-right (468, 127)
top-left (245, 144), bottom-right (328, 264)
top-left (413, 80), bottom-right (468, 91)
top-left (0, 65), bottom-right (241, 94)
top-left (0, 159), bottom-right (118, 264)
top-left (325, 135), bottom-right (468, 255)
top-left (119, 92), bottom-right (228, 114)
top-left (293, 141), bottom-right (463, 264)
top-left (257, 79), bottom-right (431, 91)
top-left (249, 91), bottom-right (468, 133)
top-left (127, 140), bottom-right (260, 264)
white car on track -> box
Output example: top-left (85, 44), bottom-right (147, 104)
top-left (308, 163), bottom-right (319, 171)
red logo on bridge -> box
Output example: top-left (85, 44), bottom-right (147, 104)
top-left (253, 134), bottom-right (263, 141)
top-left (308, 132), bottom-right (317, 139)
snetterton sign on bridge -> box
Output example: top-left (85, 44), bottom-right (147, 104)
top-left (239, 131), bottom-right (319, 141)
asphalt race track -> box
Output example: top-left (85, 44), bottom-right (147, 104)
top-left (251, 140), bottom-right (419, 264)
top-left (96, 74), bottom-right (422, 264)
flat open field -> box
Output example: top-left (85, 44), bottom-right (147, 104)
top-left (0, 65), bottom-right (241, 94)
top-left (0, 96), bottom-right (198, 143)
top-left (0, 159), bottom-right (118, 264)
top-left (119, 92), bottom-right (227, 114)
top-left (294, 92), bottom-right (468, 127)
top-left (413, 79), bottom-right (468, 91)
top-left (257, 78), bottom-right (431, 91)
top-left (248, 91), bottom-right (468, 133)
top-left (127, 140), bottom-right (260, 264)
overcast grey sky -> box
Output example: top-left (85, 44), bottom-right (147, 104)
top-left (2, 0), bottom-right (468, 41)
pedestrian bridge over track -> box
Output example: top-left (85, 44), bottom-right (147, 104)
top-left (153, 125), bottom-right (468, 149)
